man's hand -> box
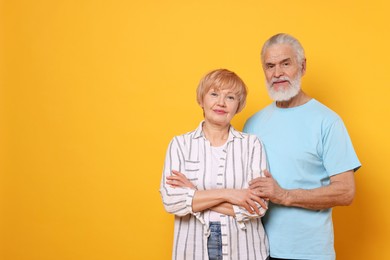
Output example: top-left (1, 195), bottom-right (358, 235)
top-left (249, 170), bottom-right (288, 205)
top-left (250, 170), bottom-right (355, 210)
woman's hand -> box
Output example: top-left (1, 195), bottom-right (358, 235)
top-left (166, 170), bottom-right (266, 215)
top-left (166, 170), bottom-right (196, 189)
top-left (225, 189), bottom-right (267, 214)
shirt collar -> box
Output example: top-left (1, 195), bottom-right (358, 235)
top-left (193, 121), bottom-right (244, 141)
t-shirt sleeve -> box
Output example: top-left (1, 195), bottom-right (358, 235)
top-left (322, 118), bottom-right (361, 176)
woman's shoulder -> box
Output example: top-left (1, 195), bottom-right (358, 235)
top-left (231, 127), bottom-right (263, 144)
top-left (168, 126), bottom-right (202, 145)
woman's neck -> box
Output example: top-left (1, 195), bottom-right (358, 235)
top-left (202, 122), bottom-right (230, 147)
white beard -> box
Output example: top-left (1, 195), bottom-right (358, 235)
top-left (266, 73), bottom-right (301, 101)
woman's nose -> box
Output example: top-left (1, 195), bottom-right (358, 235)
top-left (217, 96), bottom-right (226, 106)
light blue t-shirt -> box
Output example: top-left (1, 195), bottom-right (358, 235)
top-left (244, 99), bottom-right (361, 260)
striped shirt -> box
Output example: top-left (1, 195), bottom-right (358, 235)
top-left (160, 122), bottom-right (269, 260)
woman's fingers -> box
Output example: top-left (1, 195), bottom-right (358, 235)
top-left (243, 202), bottom-right (255, 214)
top-left (171, 170), bottom-right (185, 177)
top-left (250, 191), bottom-right (268, 209)
top-left (166, 171), bottom-right (195, 189)
top-left (247, 199), bottom-right (260, 215)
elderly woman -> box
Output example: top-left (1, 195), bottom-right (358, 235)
top-left (160, 69), bottom-right (269, 260)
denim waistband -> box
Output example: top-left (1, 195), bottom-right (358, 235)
top-left (209, 222), bottom-right (221, 232)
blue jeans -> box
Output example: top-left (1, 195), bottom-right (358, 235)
top-left (207, 222), bottom-right (222, 260)
top-left (207, 222), bottom-right (270, 260)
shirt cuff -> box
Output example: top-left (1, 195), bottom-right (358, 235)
top-left (232, 205), bottom-right (247, 230)
top-left (186, 188), bottom-right (206, 226)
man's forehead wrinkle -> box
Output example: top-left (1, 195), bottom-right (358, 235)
top-left (265, 44), bottom-right (296, 63)
top-left (265, 54), bottom-right (293, 65)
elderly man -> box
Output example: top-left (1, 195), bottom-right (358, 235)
top-left (244, 33), bottom-right (361, 260)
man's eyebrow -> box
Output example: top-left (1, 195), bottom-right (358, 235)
top-left (265, 58), bottom-right (292, 66)
top-left (280, 58), bottom-right (292, 63)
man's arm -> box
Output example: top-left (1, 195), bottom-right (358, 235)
top-left (250, 170), bottom-right (355, 210)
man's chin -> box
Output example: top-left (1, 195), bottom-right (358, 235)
top-left (273, 97), bottom-right (293, 102)
top-left (266, 75), bottom-right (302, 102)
top-left (268, 91), bottom-right (298, 102)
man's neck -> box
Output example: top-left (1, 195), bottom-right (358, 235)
top-left (275, 91), bottom-right (311, 108)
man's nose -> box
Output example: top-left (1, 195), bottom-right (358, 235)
top-left (274, 65), bottom-right (284, 77)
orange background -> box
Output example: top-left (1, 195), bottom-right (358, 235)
top-left (1, 1), bottom-right (389, 259)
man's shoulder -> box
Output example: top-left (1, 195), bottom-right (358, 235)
top-left (243, 103), bottom-right (274, 134)
top-left (246, 103), bottom-right (274, 122)
top-left (310, 99), bottom-right (341, 121)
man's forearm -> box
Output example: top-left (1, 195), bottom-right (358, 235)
top-left (279, 171), bottom-right (355, 210)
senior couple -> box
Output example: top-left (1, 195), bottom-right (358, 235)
top-left (160, 33), bottom-right (361, 260)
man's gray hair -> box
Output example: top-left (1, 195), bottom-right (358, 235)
top-left (261, 33), bottom-right (305, 66)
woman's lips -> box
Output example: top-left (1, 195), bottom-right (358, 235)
top-left (214, 109), bottom-right (227, 114)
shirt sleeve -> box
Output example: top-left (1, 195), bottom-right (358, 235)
top-left (233, 200), bottom-right (267, 223)
top-left (159, 137), bottom-right (205, 222)
top-left (234, 136), bottom-right (268, 227)
top-left (322, 118), bottom-right (361, 176)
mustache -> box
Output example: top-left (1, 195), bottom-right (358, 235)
top-left (271, 76), bottom-right (291, 85)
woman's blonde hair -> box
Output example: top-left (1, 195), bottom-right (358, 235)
top-left (196, 69), bottom-right (248, 113)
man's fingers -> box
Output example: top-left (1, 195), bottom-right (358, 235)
top-left (249, 182), bottom-right (263, 189)
top-left (249, 177), bottom-right (261, 186)
top-left (249, 177), bottom-right (269, 189)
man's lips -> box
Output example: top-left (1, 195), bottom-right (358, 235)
top-left (272, 80), bottom-right (289, 86)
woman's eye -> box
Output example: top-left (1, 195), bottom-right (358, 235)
top-left (227, 96), bottom-right (235, 100)
top-left (210, 92), bottom-right (218, 97)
